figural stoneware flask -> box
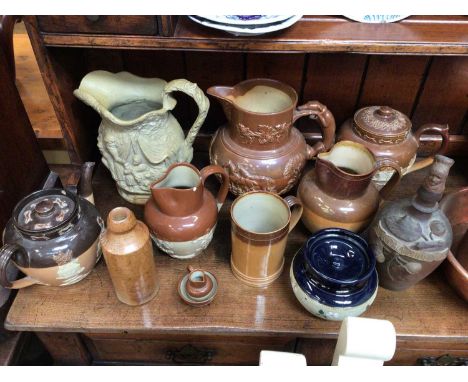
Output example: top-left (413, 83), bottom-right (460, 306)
top-left (74, 71), bottom-right (209, 205)
top-left (208, 78), bottom-right (336, 195)
top-left (290, 228), bottom-right (378, 321)
top-left (369, 155), bottom-right (455, 291)
top-left (337, 106), bottom-right (449, 187)
top-left (0, 163), bottom-right (102, 289)
top-left (297, 141), bottom-right (401, 233)
top-left (144, 163), bottom-right (229, 259)
top-left (100, 207), bottom-right (159, 306)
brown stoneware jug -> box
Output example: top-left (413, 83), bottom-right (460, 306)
top-left (297, 141), bottom-right (401, 233)
top-left (369, 155), bottom-right (455, 291)
top-left (100, 207), bottom-right (158, 306)
top-left (208, 78), bottom-right (336, 195)
top-left (337, 106), bottom-right (449, 187)
top-left (178, 265), bottom-right (218, 307)
top-left (0, 163), bottom-right (102, 288)
top-left (144, 163), bottom-right (229, 259)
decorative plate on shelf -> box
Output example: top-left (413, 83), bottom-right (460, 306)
top-left (188, 15), bottom-right (302, 36)
top-left (344, 15), bottom-right (410, 23)
top-left (198, 15), bottom-right (295, 26)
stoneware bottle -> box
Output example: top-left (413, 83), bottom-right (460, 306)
top-left (144, 163), bottom-right (229, 259)
top-left (369, 155), bottom-right (455, 291)
top-left (100, 207), bottom-right (158, 306)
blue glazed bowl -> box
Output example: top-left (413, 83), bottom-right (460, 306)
top-left (291, 228), bottom-right (378, 320)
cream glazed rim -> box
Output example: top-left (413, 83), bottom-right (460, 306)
top-left (178, 270), bottom-right (218, 306)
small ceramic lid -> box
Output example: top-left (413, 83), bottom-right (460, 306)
top-left (14, 189), bottom-right (77, 233)
top-left (178, 266), bottom-right (218, 307)
top-left (353, 106), bottom-right (411, 144)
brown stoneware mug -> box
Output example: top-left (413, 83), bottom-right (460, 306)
top-left (230, 191), bottom-right (303, 287)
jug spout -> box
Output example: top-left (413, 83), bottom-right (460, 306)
top-left (207, 86), bottom-right (235, 122)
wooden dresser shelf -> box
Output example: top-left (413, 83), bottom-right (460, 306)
top-left (5, 155), bottom-right (468, 365)
top-left (39, 16), bottom-right (468, 55)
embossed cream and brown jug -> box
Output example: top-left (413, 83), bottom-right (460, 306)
top-left (74, 71), bottom-right (209, 204)
top-left (208, 79), bottom-right (336, 195)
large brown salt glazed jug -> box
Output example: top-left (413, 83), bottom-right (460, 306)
top-left (208, 78), bottom-right (336, 195)
top-left (144, 163), bottom-right (229, 259)
top-left (0, 163), bottom-right (102, 289)
top-left (337, 106), bottom-right (449, 187)
top-left (297, 141), bottom-right (401, 233)
top-left (100, 207), bottom-right (158, 306)
top-left (369, 155), bottom-right (455, 291)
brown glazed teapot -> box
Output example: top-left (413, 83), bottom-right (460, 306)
top-left (337, 106), bottom-right (449, 187)
top-left (208, 78), bottom-right (336, 195)
top-left (0, 163), bottom-right (102, 289)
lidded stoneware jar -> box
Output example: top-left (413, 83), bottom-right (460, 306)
top-left (338, 106), bottom-right (449, 187)
top-left (144, 163), bottom-right (229, 259)
top-left (100, 207), bottom-right (158, 306)
top-left (290, 228), bottom-right (378, 321)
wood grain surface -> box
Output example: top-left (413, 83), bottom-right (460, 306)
top-left (5, 155), bottom-right (468, 341)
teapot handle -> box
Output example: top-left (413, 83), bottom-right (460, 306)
top-left (200, 165), bottom-right (230, 211)
top-left (163, 79), bottom-right (210, 148)
top-left (292, 101), bottom-right (336, 159)
top-left (0, 244), bottom-right (38, 289)
top-left (407, 124), bottom-right (449, 174)
top-left (375, 159), bottom-right (402, 200)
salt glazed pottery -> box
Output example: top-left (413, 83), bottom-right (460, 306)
top-left (290, 228), bottom-right (378, 321)
top-left (74, 71), bottom-right (209, 204)
top-left (100, 207), bottom-right (158, 306)
top-left (369, 155), bottom-right (454, 291)
top-left (144, 163), bottom-right (229, 259)
top-left (0, 163), bottom-right (103, 288)
top-left (338, 105), bottom-right (449, 187)
top-left (439, 187), bottom-right (468, 302)
top-left (178, 265), bottom-right (218, 306)
top-left (208, 78), bottom-right (336, 195)
top-left (297, 140), bottom-right (401, 233)
top-left (230, 191), bottom-right (303, 287)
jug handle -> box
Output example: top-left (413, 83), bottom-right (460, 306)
top-left (163, 79), bottom-right (210, 148)
top-left (375, 159), bottom-right (402, 200)
top-left (200, 165), bottom-right (230, 211)
top-left (406, 124), bottom-right (449, 174)
top-left (283, 196), bottom-right (303, 233)
top-left (292, 101), bottom-right (336, 159)
top-left (0, 244), bottom-right (38, 289)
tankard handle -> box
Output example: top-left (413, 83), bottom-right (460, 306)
top-left (0, 244), bottom-right (38, 289)
top-left (162, 79), bottom-right (210, 148)
top-left (375, 159), bottom-right (402, 200)
top-left (292, 101), bottom-right (336, 159)
top-left (407, 124), bottom-right (449, 174)
top-left (283, 195), bottom-right (303, 233)
top-left (200, 165), bottom-right (230, 211)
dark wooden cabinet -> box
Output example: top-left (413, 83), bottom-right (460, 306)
top-left (2, 16), bottom-right (467, 365)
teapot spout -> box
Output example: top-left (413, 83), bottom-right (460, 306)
top-left (79, 162), bottom-right (95, 204)
top-left (207, 86), bottom-right (235, 122)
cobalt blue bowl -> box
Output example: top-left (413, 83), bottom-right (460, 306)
top-left (292, 228), bottom-right (378, 309)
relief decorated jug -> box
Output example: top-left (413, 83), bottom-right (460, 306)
top-left (208, 78), bottom-right (336, 195)
top-left (74, 71), bottom-right (209, 205)
top-left (297, 141), bottom-right (401, 233)
top-left (144, 163), bottom-right (229, 259)
top-left (337, 106), bottom-right (449, 188)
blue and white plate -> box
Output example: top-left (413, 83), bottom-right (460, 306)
top-left (344, 15), bottom-right (410, 23)
top-left (198, 15), bottom-right (295, 26)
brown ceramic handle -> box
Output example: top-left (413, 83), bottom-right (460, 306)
top-left (200, 165), bottom-right (230, 209)
top-left (0, 244), bottom-right (38, 289)
top-left (408, 124), bottom-right (450, 174)
top-left (283, 195), bottom-right (303, 233)
top-left (292, 101), bottom-right (336, 159)
top-left (375, 159), bottom-right (402, 200)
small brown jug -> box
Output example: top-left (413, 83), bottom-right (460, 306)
top-left (100, 207), bottom-right (158, 306)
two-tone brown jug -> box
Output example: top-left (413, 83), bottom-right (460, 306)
top-left (144, 163), bottom-right (229, 259)
top-left (297, 141), bottom-right (401, 233)
top-left (208, 78), bottom-right (336, 195)
top-left (337, 106), bottom-right (449, 188)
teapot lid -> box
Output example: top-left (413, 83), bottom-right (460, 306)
top-left (353, 106), bottom-right (411, 144)
top-left (13, 189), bottom-right (77, 234)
